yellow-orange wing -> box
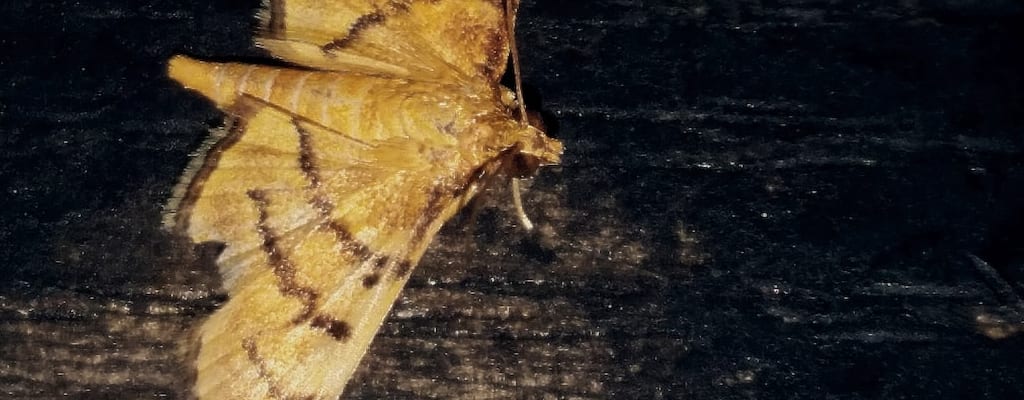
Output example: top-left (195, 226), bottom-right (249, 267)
top-left (164, 0), bottom-right (541, 397)
top-left (256, 0), bottom-right (519, 84)
top-left (167, 92), bottom-right (490, 399)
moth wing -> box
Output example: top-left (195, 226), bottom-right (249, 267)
top-left (256, 0), bottom-right (519, 84)
top-left (169, 97), bottom-right (478, 399)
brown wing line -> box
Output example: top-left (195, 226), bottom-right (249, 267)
top-left (260, 0), bottom-right (417, 52)
top-left (186, 90), bottom-right (468, 285)
top-left (248, 184), bottom-right (416, 345)
top-left (188, 137), bottom-right (516, 400)
top-left (319, 3), bottom-right (400, 53)
top-left (164, 94), bottom-right (371, 233)
top-left (278, 88), bottom-right (417, 277)
top-left (258, 0), bottom-right (516, 83)
top-left (163, 116), bottom-right (247, 233)
top-left (241, 337), bottom-right (314, 400)
top-left (230, 253), bottom-right (397, 400)
top-left (246, 189), bottom-right (320, 324)
top-left (226, 179), bottom-right (466, 398)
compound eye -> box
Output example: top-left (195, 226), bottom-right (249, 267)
top-left (509, 153), bottom-right (541, 178)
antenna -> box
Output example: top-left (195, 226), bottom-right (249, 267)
top-left (506, 0), bottom-right (528, 125)
top-left (505, 0), bottom-right (534, 230)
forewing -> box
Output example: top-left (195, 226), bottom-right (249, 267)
top-left (169, 97), bottom-right (479, 399)
top-left (256, 0), bottom-right (519, 84)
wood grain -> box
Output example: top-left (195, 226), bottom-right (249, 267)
top-left (2, 1), bottom-right (1024, 399)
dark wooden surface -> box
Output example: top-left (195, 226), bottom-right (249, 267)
top-left (3, 0), bottom-right (1024, 399)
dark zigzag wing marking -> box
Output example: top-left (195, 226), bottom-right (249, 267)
top-left (321, 10), bottom-right (386, 52)
top-left (312, 0), bottom-right (512, 80)
top-left (323, 0), bottom-right (411, 53)
top-left (290, 115), bottom-right (383, 266)
top-left (247, 189), bottom-right (320, 323)
top-left (247, 189), bottom-right (355, 342)
top-left (310, 315), bottom-right (352, 341)
top-left (319, 0), bottom-right (441, 53)
top-left (294, 118), bottom-right (322, 189)
top-left (285, 114), bottom-right (414, 331)
top-left (295, 116), bottom-right (385, 270)
top-left (290, 115), bottom-right (417, 281)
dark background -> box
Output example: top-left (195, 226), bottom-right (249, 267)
top-left (2, 0), bottom-right (1024, 399)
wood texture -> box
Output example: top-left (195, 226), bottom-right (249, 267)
top-left (2, 1), bottom-right (1024, 399)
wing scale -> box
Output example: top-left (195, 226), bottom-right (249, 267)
top-left (172, 97), bottom-right (486, 399)
top-left (165, 0), bottom-right (561, 398)
top-left (256, 0), bottom-right (519, 84)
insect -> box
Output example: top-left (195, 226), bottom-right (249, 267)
top-left (164, 0), bottom-right (562, 398)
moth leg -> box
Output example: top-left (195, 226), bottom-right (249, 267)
top-left (460, 187), bottom-right (490, 239)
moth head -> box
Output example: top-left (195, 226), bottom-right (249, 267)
top-left (496, 122), bottom-right (561, 232)
top-left (506, 124), bottom-right (562, 178)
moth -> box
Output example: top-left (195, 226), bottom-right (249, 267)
top-left (164, 0), bottom-right (561, 398)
